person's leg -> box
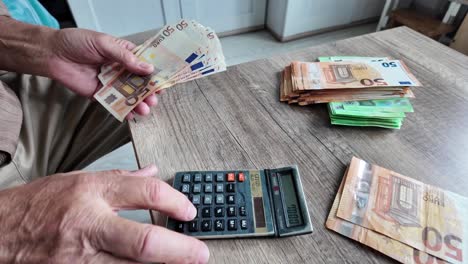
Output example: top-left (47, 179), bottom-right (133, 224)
top-left (0, 72), bottom-right (130, 185)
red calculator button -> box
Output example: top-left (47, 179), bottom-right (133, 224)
top-left (238, 173), bottom-right (245, 182)
top-left (227, 173), bottom-right (235, 182)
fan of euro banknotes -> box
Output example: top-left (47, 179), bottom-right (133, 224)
top-left (327, 157), bottom-right (467, 264)
top-left (280, 56), bottom-right (422, 129)
top-left (95, 20), bottom-right (226, 121)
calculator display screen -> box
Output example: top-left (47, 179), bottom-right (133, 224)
top-left (280, 173), bottom-right (303, 228)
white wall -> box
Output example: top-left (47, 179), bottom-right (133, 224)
top-left (68, 0), bottom-right (266, 37)
top-left (267, 0), bottom-right (386, 40)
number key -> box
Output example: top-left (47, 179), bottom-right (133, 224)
top-left (216, 173), bottom-right (224, 182)
top-left (193, 184), bottom-right (201, 193)
top-left (181, 184), bottom-right (190, 194)
top-left (191, 195), bottom-right (200, 205)
top-left (203, 195), bottom-right (212, 205)
top-left (204, 184), bottom-right (213, 193)
top-left (182, 174), bottom-right (191, 183)
top-left (216, 183), bottom-right (224, 193)
top-left (215, 194), bottom-right (224, 204)
top-left (189, 221), bottom-right (198, 232)
top-left (205, 173), bottom-right (213, 182)
top-left (194, 173), bottom-right (202, 182)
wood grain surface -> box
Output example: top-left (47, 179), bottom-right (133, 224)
top-left (129, 27), bottom-right (468, 263)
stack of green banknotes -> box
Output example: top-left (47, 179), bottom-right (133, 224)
top-left (318, 56), bottom-right (414, 129)
top-left (328, 99), bottom-right (414, 129)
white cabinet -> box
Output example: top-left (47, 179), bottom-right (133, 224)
top-left (267, 0), bottom-right (386, 41)
top-left (67, 0), bottom-right (266, 37)
top-left (180, 0), bottom-right (266, 35)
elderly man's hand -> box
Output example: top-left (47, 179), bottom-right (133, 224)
top-left (48, 28), bottom-right (157, 119)
top-left (0, 16), bottom-right (158, 119)
top-left (0, 166), bottom-right (209, 264)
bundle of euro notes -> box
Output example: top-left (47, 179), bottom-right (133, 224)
top-left (328, 98), bottom-right (414, 129)
top-left (326, 157), bottom-right (467, 264)
top-left (280, 56), bottom-right (421, 129)
top-left (95, 20), bottom-right (226, 121)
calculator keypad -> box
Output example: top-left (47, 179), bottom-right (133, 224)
top-left (169, 171), bottom-right (252, 236)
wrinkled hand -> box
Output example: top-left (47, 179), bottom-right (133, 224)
top-left (0, 166), bottom-right (209, 263)
top-left (48, 28), bottom-right (157, 118)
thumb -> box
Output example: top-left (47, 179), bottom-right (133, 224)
top-left (99, 37), bottom-right (154, 75)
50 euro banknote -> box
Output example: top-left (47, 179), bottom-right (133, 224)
top-left (327, 168), bottom-right (448, 264)
top-left (290, 60), bottom-right (421, 91)
top-left (336, 157), bottom-right (468, 264)
top-left (94, 20), bottom-right (225, 121)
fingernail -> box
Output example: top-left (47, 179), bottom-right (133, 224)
top-left (186, 203), bottom-right (197, 220)
top-left (198, 243), bottom-right (210, 264)
top-left (139, 62), bottom-right (153, 70)
top-left (130, 164), bottom-right (158, 176)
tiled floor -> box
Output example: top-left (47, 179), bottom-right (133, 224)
top-left (84, 22), bottom-right (377, 222)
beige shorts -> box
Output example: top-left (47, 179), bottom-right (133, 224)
top-left (0, 72), bottom-right (129, 189)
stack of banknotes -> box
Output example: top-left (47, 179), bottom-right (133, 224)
top-left (327, 98), bottom-right (414, 129)
top-left (327, 157), bottom-right (467, 264)
top-left (280, 56), bottom-right (422, 129)
top-left (95, 20), bottom-right (226, 121)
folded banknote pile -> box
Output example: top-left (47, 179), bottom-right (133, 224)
top-left (95, 20), bottom-right (226, 121)
top-left (327, 98), bottom-right (414, 129)
top-left (280, 56), bottom-right (422, 129)
top-left (327, 157), bottom-right (467, 264)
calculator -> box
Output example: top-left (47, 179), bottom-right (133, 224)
top-left (166, 166), bottom-right (313, 239)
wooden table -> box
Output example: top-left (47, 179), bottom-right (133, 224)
top-left (129, 27), bottom-right (468, 263)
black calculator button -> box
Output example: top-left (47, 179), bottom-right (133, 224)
top-left (175, 222), bottom-right (184, 232)
top-left (226, 183), bottom-right (235, 193)
top-left (189, 221), bottom-right (198, 232)
top-left (204, 184), bottom-right (213, 193)
top-left (181, 184), bottom-right (190, 194)
top-left (215, 184), bottom-right (224, 193)
top-left (227, 206), bottom-right (236, 217)
top-left (216, 173), bottom-right (224, 182)
top-left (203, 195), bottom-right (212, 205)
top-left (215, 194), bottom-right (224, 204)
top-left (239, 206), bottom-right (246, 216)
top-left (201, 220), bottom-right (212, 231)
top-left (227, 195), bottom-right (235, 204)
top-left (182, 174), bottom-right (191, 183)
top-left (205, 173), bottom-right (213, 182)
top-left (202, 208), bottom-right (211, 218)
top-left (214, 207), bottom-right (224, 217)
top-left (195, 207), bottom-right (200, 218)
top-left (194, 173), bottom-right (202, 182)
top-left (191, 195), bottom-right (201, 205)
top-left (193, 184), bottom-right (201, 193)
top-left (228, 219), bottom-right (237, 231)
top-left (240, 219), bottom-right (248, 230)
top-left (214, 220), bottom-right (224, 231)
